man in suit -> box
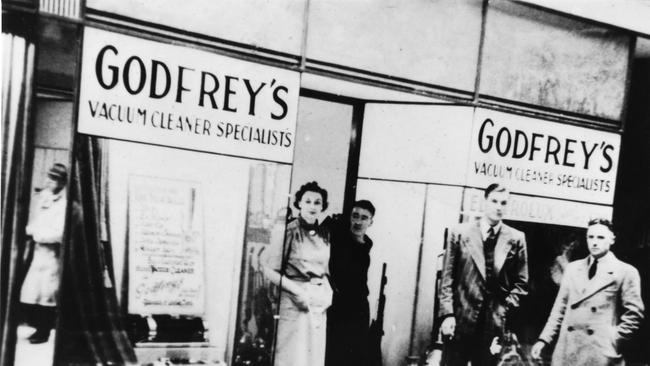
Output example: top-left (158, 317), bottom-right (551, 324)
top-left (531, 218), bottom-right (644, 366)
top-left (438, 183), bottom-right (529, 366)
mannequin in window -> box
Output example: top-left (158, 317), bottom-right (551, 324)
top-left (20, 163), bottom-right (68, 344)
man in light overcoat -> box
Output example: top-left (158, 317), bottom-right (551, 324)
top-left (438, 183), bottom-right (529, 366)
top-left (531, 218), bottom-right (644, 366)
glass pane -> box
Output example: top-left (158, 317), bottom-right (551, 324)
top-left (86, 0), bottom-right (306, 57)
top-left (290, 97), bottom-right (353, 215)
top-left (232, 163), bottom-right (291, 366)
top-left (35, 19), bottom-right (79, 91)
top-left (306, 0), bottom-right (483, 92)
top-left (481, 1), bottom-right (631, 121)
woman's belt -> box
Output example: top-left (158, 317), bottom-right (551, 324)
top-left (284, 274), bottom-right (328, 284)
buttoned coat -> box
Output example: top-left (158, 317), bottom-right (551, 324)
top-left (538, 253), bottom-right (644, 366)
top-left (20, 189), bottom-right (67, 306)
top-left (438, 220), bottom-right (529, 338)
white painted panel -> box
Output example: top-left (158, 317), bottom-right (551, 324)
top-left (357, 179), bottom-right (426, 366)
top-left (358, 105), bottom-right (474, 185)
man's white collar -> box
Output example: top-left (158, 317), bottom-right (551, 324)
top-left (480, 218), bottom-right (502, 241)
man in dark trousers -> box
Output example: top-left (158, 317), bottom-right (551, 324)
top-left (326, 200), bottom-right (376, 366)
top-left (438, 183), bottom-right (529, 366)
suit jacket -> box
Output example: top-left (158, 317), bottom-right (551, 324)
top-left (538, 252), bottom-right (644, 366)
top-left (438, 220), bottom-right (529, 337)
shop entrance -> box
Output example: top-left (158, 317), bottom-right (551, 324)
top-left (504, 220), bottom-right (587, 356)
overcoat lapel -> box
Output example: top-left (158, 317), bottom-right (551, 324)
top-left (464, 222), bottom-right (486, 280)
top-left (572, 255), bottom-right (617, 307)
top-left (494, 225), bottom-right (513, 275)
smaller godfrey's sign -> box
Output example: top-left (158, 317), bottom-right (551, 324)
top-left (468, 109), bottom-right (620, 205)
top-left (78, 27), bottom-right (300, 163)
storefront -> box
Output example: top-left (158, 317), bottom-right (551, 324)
top-left (2, 1), bottom-right (644, 366)
top-left (354, 104), bottom-right (620, 365)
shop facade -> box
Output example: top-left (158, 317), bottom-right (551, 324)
top-left (2, 0), bottom-right (645, 365)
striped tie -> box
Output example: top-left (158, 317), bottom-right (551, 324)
top-left (484, 227), bottom-right (497, 291)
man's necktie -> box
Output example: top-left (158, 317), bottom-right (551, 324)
top-left (588, 258), bottom-right (598, 279)
top-left (484, 227), bottom-right (498, 292)
top-left (488, 227), bottom-right (496, 241)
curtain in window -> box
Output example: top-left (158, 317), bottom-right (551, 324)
top-left (53, 136), bottom-right (137, 365)
top-left (1, 32), bottom-right (36, 366)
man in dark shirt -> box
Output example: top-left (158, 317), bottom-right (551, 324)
top-left (326, 200), bottom-right (376, 366)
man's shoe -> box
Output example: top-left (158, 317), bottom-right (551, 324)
top-left (27, 329), bottom-right (50, 344)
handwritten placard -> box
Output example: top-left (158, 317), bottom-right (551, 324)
top-left (128, 176), bottom-right (205, 315)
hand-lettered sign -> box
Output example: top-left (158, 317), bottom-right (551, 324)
top-left (128, 175), bottom-right (205, 315)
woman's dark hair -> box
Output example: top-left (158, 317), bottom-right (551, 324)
top-left (293, 181), bottom-right (328, 211)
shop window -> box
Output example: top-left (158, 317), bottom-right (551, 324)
top-left (11, 21), bottom-right (78, 365)
top-left (99, 139), bottom-right (292, 364)
top-left (11, 97), bottom-right (74, 366)
top-left (480, 1), bottom-right (631, 121)
top-left (6, 24), bottom-right (76, 366)
top-left (4, 10), bottom-right (78, 366)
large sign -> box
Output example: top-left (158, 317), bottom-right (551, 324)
top-left (78, 27), bottom-right (300, 163)
top-left (128, 176), bottom-right (205, 315)
top-left (462, 188), bottom-right (612, 228)
top-left (467, 109), bottom-right (620, 204)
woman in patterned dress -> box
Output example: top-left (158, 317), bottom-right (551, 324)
top-left (262, 181), bottom-right (332, 366)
